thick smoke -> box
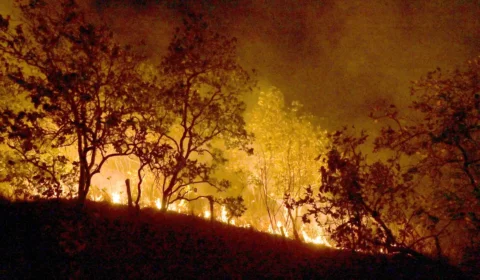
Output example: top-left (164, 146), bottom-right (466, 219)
top-left (93, 0), bottom-right (480, 131)
top-left (3, 0), bottom-right (479, 131)
top-left (221, 0), bottom-right (480, 131)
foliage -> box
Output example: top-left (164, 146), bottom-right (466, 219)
top-left (289, 56), bottom-right (480, 269)
top-left (372, 57), bottom-right (480, 267)
top-left (287, 129), bottom-right (431, 256)
top-left (231, 88), bottom-right (328, 237)
top-left (136, 13), bottom-right (255, 211)
top-left (0, 0), bottom-right (148, 203)
top-left (218, 196), bottom-right (247, 223)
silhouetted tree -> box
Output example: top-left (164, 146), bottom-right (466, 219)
top-left (287, 129), bottom-right (428, 257)
top-left (289, 57), bottom-right (480, 269)
top-left (135, 13), bottom-right (255, 211)
top-left (372, 57), bottom-right (480, 271)
top-left (219, 196), bottom-right (247, 223)
top-left (0, 0), bottom-right (147, 205)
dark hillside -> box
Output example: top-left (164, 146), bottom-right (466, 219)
top-left (0, 198), bottom-right (467, 279)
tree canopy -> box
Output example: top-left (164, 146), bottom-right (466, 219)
top-left (133, 13), bottom-right (255, 211)
top-left (0, 1), bottom-right (254, 210)
top-left (0, 0), bottom-right (150, 204)
top-left (230, 88), bottom-right (328, 237)
top-left (288, 56), bottom-right (480, 271)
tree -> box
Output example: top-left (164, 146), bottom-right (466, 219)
top-left (219, 196), bottom-right (247, 223)
top-left (372, 57), bottom-right (480, 269)
top-left (135, 13), bottom-right (255, 211)
top-left (288, 129), bottom-right (430, 256)
top-left (232, 88), bottom-right (328, 239)
top-left (0, 0), bottom-right (147, 205)
top-left (289, 56), bottom-right (480, 269)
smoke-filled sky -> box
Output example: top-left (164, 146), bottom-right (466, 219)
top-left (94, 0), bottom-right (480, 131)
top-left (3, 0), bottom-right (480, 131)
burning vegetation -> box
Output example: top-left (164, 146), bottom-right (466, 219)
top-left (0, 0), bottom-right (478, 278)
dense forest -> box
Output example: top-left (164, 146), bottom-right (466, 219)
top-left (0, 0), bottom-right (478, 278)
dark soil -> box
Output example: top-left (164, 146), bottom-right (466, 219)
top-left (0, 198), bottom-right (468, 279)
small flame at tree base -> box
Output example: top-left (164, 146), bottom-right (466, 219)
top-left (112, 192), bottom-right (120, 204)
top-left (155, 198), bottom-right (162, 210)
top-left (204, 210), bottom-right (211, 219)
top-left (301, 225), bottom-right (331, 247)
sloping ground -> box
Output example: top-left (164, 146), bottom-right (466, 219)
top-left (0, 198), bottom-right (468, 279)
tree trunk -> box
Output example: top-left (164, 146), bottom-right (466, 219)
top-left (288, 208), bottom-right (300, 241)
top-left (135, 166), bottom-right (145, 213)
top-left (77, 188), bottom-right (87, 207)
top-left (208, 196), bottom-right (215, 222)
top-left (77, 164), bottom-right (87, 206)
top-left (77, 160), bottom-right (92, 207)
top-left (125, 179), bottom-right (133, 209)
top-left (135, 181), bottom-right (141, 213)
top-left (161, 193), bottom-right (168, 212)
top-left (77, 172), bottom-right (88, 207)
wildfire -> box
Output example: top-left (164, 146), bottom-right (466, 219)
top-left (168, 200), bottom-right (188, 213)
top-left (112, 192), bottom-right (121, 204)
top-left (220, 205), bottom-right (228, 223)
top-left (155, 198), bottom-right (162, 210)
top-left (204, 210), bottom-right (211, 219)
top-left (267, 221), bottom-right (288, 237)
top-left (300, 225), bottom-right (331, 246)
top-left (90, 186), bottom-right (333, 248)
top-left (277, 221), bottom-right (288, 237)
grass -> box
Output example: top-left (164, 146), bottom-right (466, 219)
top-left (0, 197), bottom-right (469, 279)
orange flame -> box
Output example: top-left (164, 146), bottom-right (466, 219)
top-left (204, 210), bottom-right (211, 219)
top-left (112, 192), bottom-right (120, 204)
top-left (91, 186), bottom-right (333, 249)
top-left (155, 198), bottom-right (162, 210)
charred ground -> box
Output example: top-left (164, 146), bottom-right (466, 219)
top-left (0, 198), bottom-right (467, 279)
